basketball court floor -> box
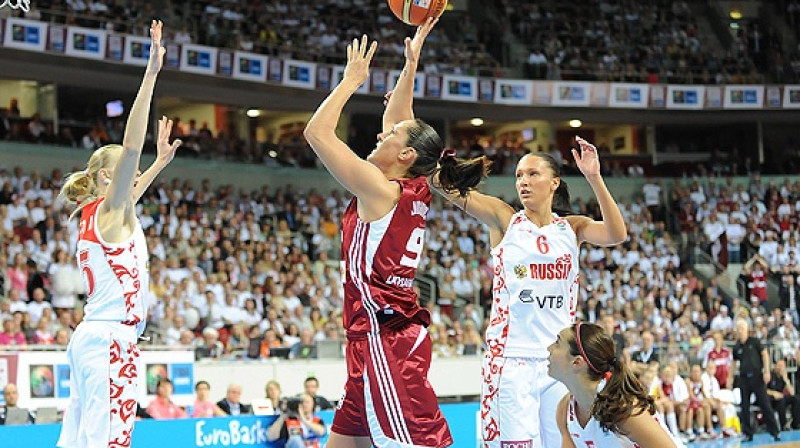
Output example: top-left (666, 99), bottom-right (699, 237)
top-left (688, 430), bottom-right (800, 447)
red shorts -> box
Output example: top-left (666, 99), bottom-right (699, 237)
top-left (332, 324), bottom-right (452, 447)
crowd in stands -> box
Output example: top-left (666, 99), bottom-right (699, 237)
top-left (513, 0), bottom-right (779, 85)
top-left (6, 0), bottom-right (797, 83)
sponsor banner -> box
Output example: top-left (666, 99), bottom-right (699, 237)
top-left (217, 50), bottom-right (233, 76)
top-left (123, 35), bottom-right (151, 66)
top-left (590, 83), bottom-right (608, 107)
top-left (705, 86), bottom-right (723, 108)
top-left (164, 43), bottom-right (181, 68)
top-left (783, 85), bottom-right (800, 109)
top-left (47, 25), bottom-right (66, 52)
top-left (267, 58), bottom-right (283, 83)
top-left (370, 69), bottom-right (387, 94)
top-left (494, 79), bottom-right (533, 105)
top-left (331, 65), bottom-right (367, 93)
top-left (232, 51), bottom-right (267, 82)
top-left (0, 18), bottom-right (4, 45)
top-left (3, 18), bottom-right (46, 51)
top-left (723, 85), bottom-right (764, 109)
top-left (387, 70), bottom-right (426, 97)
top-left (442, 75), bottom-right (478, 102)
top-left (766, 86), bottom-right (782, 108)
top-left (649, 85), bottom-right (666, 108)
top-left (533, 81), bottom-right (552, 105)
top-left (478, 79), bottom-right (494, 102)
top-left (425, 74), bottom-right (442, 98)
top-left (106, 34), bottom-right (124, 60)
top-left (284, 59), bottom-right (317, 89)
top-left (551, 81), bottom-right (591, 106)
top-left (316, 65), bottom-right (332, 90)
top-left (180, 44), bottom-right (218, 75)
top-left (13, 351), bottom-right (195, 409)
top-left (608, 83), bottom-right (649, 108)
top-left (65, 26), bottom-right (106, 60)
top-left (666, 85), bottom-right (705, 110)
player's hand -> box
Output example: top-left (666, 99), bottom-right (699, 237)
top-left (383, 90), bottom-right (394, 106)
top-left (764, 371), bottom-right (771, 384)
top-left (572, 136), bottom-right (601, 178)
top-left (147, 20), bottom-right (166, 75)
top-left (343, 35), bottom-right (377, 88)
top-left (404, 17), bottom-right (438, 65)
top-left (156, 116), bottom-right (182, 164)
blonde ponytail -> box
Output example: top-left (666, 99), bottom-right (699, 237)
top-left (59, 144), bottom-right (123, 219)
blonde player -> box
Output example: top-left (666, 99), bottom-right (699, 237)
top-left (57, 20), bottom-right (181, 448)
top-left (430, 138), bottom-right (625, 448)
top-left (548, 322), bottom-right (686, 448)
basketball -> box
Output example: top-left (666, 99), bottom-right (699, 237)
top-left (388, 0), bottom-right (448, 26)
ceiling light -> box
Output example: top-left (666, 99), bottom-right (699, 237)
top-left (246, 109), bottom-right (261, 118)
top-left (730, 10), bottom-right (742, 20)
top-left (569, 119), bottom-right (582, 128)
top-left (470, 118), bottom-right (484, 127)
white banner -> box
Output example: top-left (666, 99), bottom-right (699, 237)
top-left (705, 86), bottom-right (723, 108)
top-left (666, 85), bottom-right (705, 110)
top-left (180, 44), bottom-right (218, 75)
top-left (331, 66), bottom-right (367, 93)
top-left (14, 350), bottom-right (195, 410)
top-left (551, 81), bottom-right (591, 106)
top-left (122, 35), bottom-right (151, 66)
top-left (442, 75), bottom-right (478, 102)
top-left (533, 81), bottom-right (552, 105)
top-left (608, 83), bottom-right (649, 108)
top-left (765, 86), bottom-right (782, 108)
top-left (723, 85), bottom-right (764, 109)
top-left (106, 34), bottom-right (124, 60)
top-left (388, 70), bottom-right (426, 97)
top-left (783, 85), bottom-right (800, 109)
top-left (494, 79), bottom-right (533, 105)
top-left (284, 59), bottom-right (317, 89)
top-left (233, 51), bottom-right (268, 82)
top-left (65, 26), bottom-right (106, 60)
top-left (3, 18), bottom-right (46, 51)
top-left (370, 70), bottom-right (388, 94)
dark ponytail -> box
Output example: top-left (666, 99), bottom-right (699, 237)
top-left (570, 322), bottom-right (655, 435)
top-left (405, 118), bottom-right (490, 196)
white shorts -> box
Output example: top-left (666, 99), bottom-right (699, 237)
top-left (57, 321), bottom-right (141, 448)
top-left (481, 355), bottom-right (567, 448)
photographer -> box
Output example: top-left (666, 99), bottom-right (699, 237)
top-left (266, 393), bottom-right (327, 448)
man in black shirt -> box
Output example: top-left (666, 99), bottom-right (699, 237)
top-left (304, 377), bottom-right (333, 411)
top-left (732, 319), bottom-right (780, 442)
top-left (631, 330), bottom-right (659, 375)
top-left (767, 358), bottom-right (800, 430)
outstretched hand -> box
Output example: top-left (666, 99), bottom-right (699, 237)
top-left (156, 116), bottom-right (182, 164)
top-left (343, 35), bottom-right (378, 88)
top-left (147, 20), bottom-right (166, 75)
top-left (404, 17), bottom-right (438, 65)
top-left (571, 136), bottom-right (601, 177)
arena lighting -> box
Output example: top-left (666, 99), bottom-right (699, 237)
top-left (730, 10), bottom-right (742, 20)
top-left (268, 150), bottom-right (278, 158)
top-left (470, 118), bottom-right (484, 126)
top-left (569, 119), bottom-right (582, 128)
top-left (246, 109), bottom-right (261, 118)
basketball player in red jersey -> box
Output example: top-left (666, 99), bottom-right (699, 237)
top-left (704, 331), bottom-right (732, 389)
top-left (430, 140), bottom-right (626, 448)
top-left (57, 21), bottom-right (182, 448)
top-left (303, 20), bottom-right (488, 448)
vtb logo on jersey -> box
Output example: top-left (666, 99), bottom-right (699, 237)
top-left (411, 201), bottom-right (429, 219)
top-left (519, 289), bottom-right (564, 308)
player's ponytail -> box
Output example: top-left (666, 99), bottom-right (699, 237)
top-left (571, 322), bottom-right (655, 435)
top-left (59, 144), bottom-right (123, 219)
top-left (405, 119), bottom-right (489, 196)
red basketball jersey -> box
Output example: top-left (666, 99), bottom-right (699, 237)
top-left (707, 347), bottom-right (732, 387)
top-left (341, 177), bottom-right (431, 333)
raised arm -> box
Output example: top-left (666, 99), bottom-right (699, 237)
top-left (382, 18), bottom-right (437, 133)
top-left (555, 394), bottom-right (578, 448)
top-left (567, 136), bottom-right (627, 246)
top-left (103, 20), bottom-right (164, 213)
top-left (303, 35), bottom-right (398, 210)
top-left (132, 116), bottom-right (182, 203)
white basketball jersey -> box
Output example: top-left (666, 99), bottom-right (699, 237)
top-left (566, 396), bottom-right (686, 448)
top-left (487, 211), bottom-right (579, 358)
top-left (77, 198), bottom-right (149, 336)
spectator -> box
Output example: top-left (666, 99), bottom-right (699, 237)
top-left (303, 377), bottom-right (333, 412)
top-left (630, 330), bottom-right (659, 375)
top-left (289, 328), bottom-right (316, 360)
top-left (146, 378), bottom-right (187, 420)
top-left (253, 380), bottom-right (282, 416)
top-left (0, 384), bottom-right (33, 424)
top-left (190, 381), bottom-right (226, 418)
top-left (195, 327), bottom-right (224, 360)
top-left (0, 318), bottom-right (27, 346)
top-left (266, 393), bottom-right (327, 448)
top-left (704, 331), bottom-right (732, 389)
top-left (217, 383), bottom-right (251, 416)
top-left (766, 358), bottom-right (800, 431)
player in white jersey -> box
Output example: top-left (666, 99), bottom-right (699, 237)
top-left (430, 137), bottom-right (626, 448)
top-left (548, 322), bottom-right (686, 448)
top-left (57, 21), bottom-right (182, 448)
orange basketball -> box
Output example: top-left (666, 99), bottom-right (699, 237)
top-left (388, 0), bottom-right (448, 26)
